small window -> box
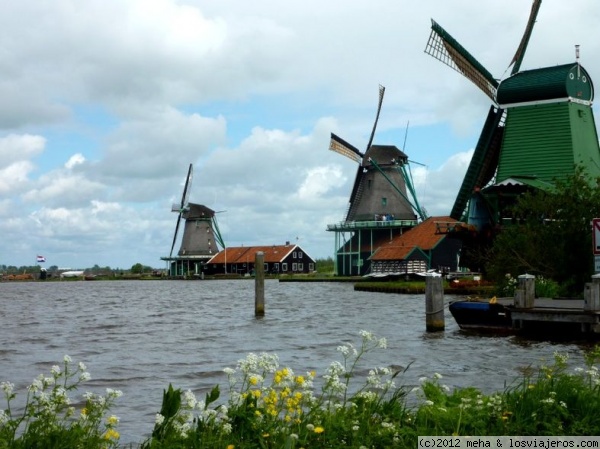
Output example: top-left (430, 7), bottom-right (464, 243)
top-left (309, 263), bottom-right (314, 271)
top-left (274, 263), bottom-right (279, 271)
top-left (292, 263), bottom-right (297, 271)
top-left (298, 263), bottom-right (304, 271)
top-left (299, 252), bottom-right (303, 258)
top-left (264, 263), bottom-right (268, 270)
top-left (381, 197), bottom-right (387, 206)
top-left (282, 263), bottom-right (288, 271)
top-left (293, 252), bottom-right (297, 258)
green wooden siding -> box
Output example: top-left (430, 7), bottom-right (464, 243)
top-left (497, 102), bottom-right (600, 183)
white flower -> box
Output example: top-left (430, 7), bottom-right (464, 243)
top-left (434, 372), bottom-right (443, 379)
top-left (155, 413), bottom-right (165, 425)
top-left (222, 423), bottom-right (232, 434)
top-left (64, 355), bottom-right (72, 363)
top-left (183, 390), bottom-right (197, 409)
top-left (78, 362), bottom-right (87, 371)
top-left (1, 382), bottom-right (14, 395)
top-left (79, 372), bottom-right (91, 382)
top-left (359, 330), bottom-right (374, 341)
top-left (51, 365), bottom-right (61, 376)
top-left (106, 388), bottom-right (123, 398)
top-left (223, 367), bottom-right (235, 375)
top-left (424, 400), bottom-right (434, 406)
top-left (306, 423), bottom-right (315, 431)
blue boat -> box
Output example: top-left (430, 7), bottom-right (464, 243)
top-left (449, 299), bottom-right (513, 331)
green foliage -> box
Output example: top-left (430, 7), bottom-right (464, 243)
top-left (486, 167), bottom-right (600, 296)
top-left (7, 336), bottom-right (600, 447)
top-left (0, 356), bottom-right (122, 448)
top-left (315, 257), bottom-right (335, 275)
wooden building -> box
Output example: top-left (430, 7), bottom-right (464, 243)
top-left (204, 242), bottom-right (316, 276)
top-left (368, 216), bottom-right (461, 276)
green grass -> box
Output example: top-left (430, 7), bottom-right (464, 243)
top-left (3, 335), bottom-right (600, 448)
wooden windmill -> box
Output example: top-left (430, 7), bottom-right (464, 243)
top-left (327, 85), bottom-right (425, 276)
top-left (330, 85), bottom-right (425, 222)
top-left (162, 163), bottom-right (226, 277)
top-left (425, 0), bottom-right (600, 235)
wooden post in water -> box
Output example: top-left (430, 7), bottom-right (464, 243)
top-left (255, 251), bottom-right (265, 316)
top-left (585, 274), bottom-right (600, 311)
top-left (425, 275), bottom-right (445, 332)
top-left (515, 274), bottom-right (535, 308)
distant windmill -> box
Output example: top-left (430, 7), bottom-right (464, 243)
top-left (329, 85), bottom-right (425, 222)
top-left (425, 0), bottom-right (600, 232)
top-left (326, 86), bottom-right (426, 276)
top-left (164, 163), bottom-right (226, 276)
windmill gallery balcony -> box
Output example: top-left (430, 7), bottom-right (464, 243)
top-left (327, 218), bottom-right (417, 232)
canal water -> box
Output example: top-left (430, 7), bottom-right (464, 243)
top-left (0, 280), bottom-right (594, 444)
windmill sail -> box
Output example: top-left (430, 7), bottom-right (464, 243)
top-left (425, 20), bottom-right (499, 101)
top-left (509, 0), bottom-right (542, 75)
top-left (365, 85), bottom-right (385, 150)
top-left (169, 163), bottom-right (193, 258)
top-left (329, 133), bottom-right (363, 163)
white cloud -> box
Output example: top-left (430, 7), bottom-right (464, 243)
top-left (0, 0), bottom-right (598, 267)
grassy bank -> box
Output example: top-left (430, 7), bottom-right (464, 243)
top-left (2, 331), bottom-right (600, 448)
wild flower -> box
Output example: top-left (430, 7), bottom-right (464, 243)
top-left (0, 355), bottom-right (122, 448)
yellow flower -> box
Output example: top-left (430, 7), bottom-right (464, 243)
top-left (295, 375), bottom-right (305, 385)
top-left (227, 445), bottom-right (235, 449)
top-left (314, 426), bottom-right (324, 434)
top-left (249, 376), bottom-right (259, 386)
top-left (263, 433), bottom-right (270, 438)
top-left (80, 408), bottom-right (88, 417)
top-left (107, 415), bottom-right (119, 425)
top-left (103, 428), bottom-right (120, 440)
top-left (252, 389), bottom-right (261, 398)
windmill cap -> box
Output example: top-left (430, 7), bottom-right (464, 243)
top-left (497, 63), bottom-right (593, 105)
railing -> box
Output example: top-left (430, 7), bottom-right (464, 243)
top-left (326, 219), bottom-right (418, 231)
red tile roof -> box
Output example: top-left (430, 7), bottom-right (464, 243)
top-left (207, 244), bottom-right (307, 264)
top-left (370, 216), bottom-right (456, 261)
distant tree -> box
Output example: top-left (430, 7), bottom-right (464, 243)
top-left (131, 263), bottom-right (144, 274)
top-left (485, 167), bottom-right (600, 296)
top-left (316, 257), bottom-right (335, 274)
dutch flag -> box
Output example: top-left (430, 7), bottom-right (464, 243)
top-left (36, 255), bottom-right (46, 263)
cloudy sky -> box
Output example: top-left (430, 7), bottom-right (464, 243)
top-left (1, 0), bottom-right (599, 269)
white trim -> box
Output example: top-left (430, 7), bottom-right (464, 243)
top-left (499, 96), bottom-right (592, 109)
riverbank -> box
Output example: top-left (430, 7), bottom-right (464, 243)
top-left (3, 332), bottom-right (600, 448)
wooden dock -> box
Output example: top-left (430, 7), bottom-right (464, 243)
top-left (479, 297), bottom-right (600, 336)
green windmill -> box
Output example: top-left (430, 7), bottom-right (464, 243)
top-left (425, 0), bottom-right (600, 237)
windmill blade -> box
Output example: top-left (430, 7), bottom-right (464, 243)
top-left (425, 20), bottom-right (499, 101)
top-left (169, 213), bottom-right (183, 258)
top-left (329, 133), bottom-right (363, 163)
top-left (180, 163), bottom-right (193, 209)
top-left (509, 0), bottom-right (542, 75)
top-left (365, 84), bottom-right (385, 151)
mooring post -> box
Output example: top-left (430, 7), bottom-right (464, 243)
top-left (585, 274), bottom-right (600, 311)
top-left (515, 274), bottom-right (535, 308)
top-left (255, 251), bottom-right (265, 316)
top-left (425, 275), bottom-right (444, 332)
